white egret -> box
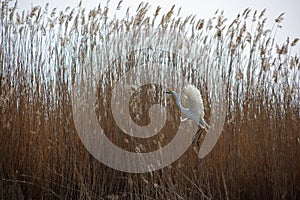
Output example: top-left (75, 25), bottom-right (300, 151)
top-left (166, 84), bottom-right (210, 143)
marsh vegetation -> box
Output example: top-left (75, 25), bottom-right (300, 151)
top-left (0, 0), bottom-right (299, 199)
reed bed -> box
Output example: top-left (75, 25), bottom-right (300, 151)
top-left (0, 0), bottom-right (299, 199)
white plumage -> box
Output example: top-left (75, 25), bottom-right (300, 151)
top-left (183, 84), bottom-right (205, 118)
top-left (166, 84), bottom-right (210, 135)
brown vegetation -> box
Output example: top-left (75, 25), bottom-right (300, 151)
top-left (0, 0), bottom-right (299, 199)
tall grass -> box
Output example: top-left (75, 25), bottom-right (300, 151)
top-left (0, 0), bottom-right (299, 199)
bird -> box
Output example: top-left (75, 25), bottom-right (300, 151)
top-left (166, 84), bottom-right (210, 144)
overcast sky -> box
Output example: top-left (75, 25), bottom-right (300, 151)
top-left (17, 0), bottom-right (300, 49)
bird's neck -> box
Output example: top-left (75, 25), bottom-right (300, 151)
top-left (173, 92), bottom-right (189, 113)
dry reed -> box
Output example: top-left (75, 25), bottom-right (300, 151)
top-left (0, 0), bottom-right (299, 199)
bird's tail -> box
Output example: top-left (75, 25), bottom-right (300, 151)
top-left (203, 120), bottom-right (210, 132)
top-left (199, 119), bottom-right (210, 132)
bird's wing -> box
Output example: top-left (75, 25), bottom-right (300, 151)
top-left (183, 84), bottom-right (205, 118)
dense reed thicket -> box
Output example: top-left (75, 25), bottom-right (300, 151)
top-left (0, 0), bottom-right (299, 199)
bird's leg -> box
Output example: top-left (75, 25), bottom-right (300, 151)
top-left (192, 129), bottom-right (198, 143)
top-left (180, 117), bottom-right (188, 122)
top-left (193, 128), bottom-right (203, 147)
top-left (196, 129), bottom-right (203, 147)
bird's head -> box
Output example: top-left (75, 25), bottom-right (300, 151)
top-left (164, 88), bottom-right (173, 95)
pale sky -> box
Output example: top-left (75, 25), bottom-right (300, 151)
top-left (17, 0), bottom-right (300, 48)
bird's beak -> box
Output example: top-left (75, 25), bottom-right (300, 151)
top-left (164, 88), bottom-right (172, 94)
